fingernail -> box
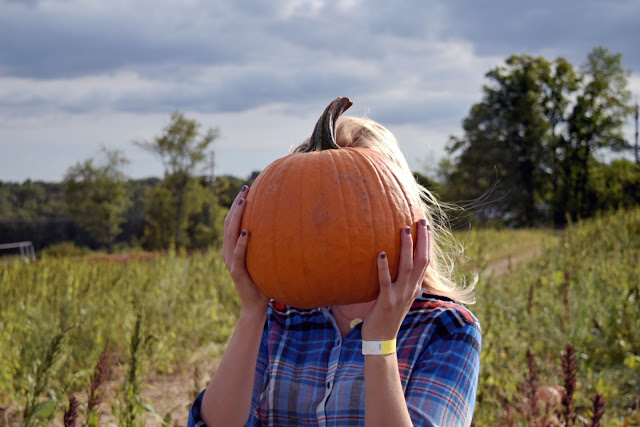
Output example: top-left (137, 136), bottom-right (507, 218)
top-left (380, 252), bottom-right (386, 259)
top-left (405, 227), bottom-right (411, 234)
top-left (241, 185), bottom-right (248, 192)
top-left (427, 224), bottom-right (431, 232)
top-left (241, 230), bottom-right (247, 237)
top-left (419, 219), bottom-right (427, 227)
top-left (238, 198), bottom-right (244, 205)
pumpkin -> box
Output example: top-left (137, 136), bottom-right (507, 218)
top-left (241, 97), bottom-right (422, 308)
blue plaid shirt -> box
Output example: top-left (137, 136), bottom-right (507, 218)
top-left (188, 291), bottom-right (481, 426)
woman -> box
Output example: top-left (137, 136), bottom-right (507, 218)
top-left (188, 104), bottom-right (481, 427)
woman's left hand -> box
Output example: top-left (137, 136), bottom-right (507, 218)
top-left (361, 219), bottom-right (431, 341)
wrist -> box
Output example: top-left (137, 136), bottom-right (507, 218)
top-left (361, 327), bottom-right (398, 342)
top-left (362, 338), bottom-right (396, 355)
top-left (239, 305), bottom-right (268, 324)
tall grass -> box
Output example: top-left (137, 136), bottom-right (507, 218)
top-left (0, 250), bottom-right (239, 423)
top-left (1, 209), bottom-right (638, 425)
top-left (472, 208), bottom-right (640, 425)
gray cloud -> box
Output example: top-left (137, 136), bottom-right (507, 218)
top-left (443, 0), bottom-right (640, 69)
top-left (1, 0), bottom-right (638, 183)
top-left (0, 8), bottom-right (246, 79)
top-left (1, 1), bottom-right (636, 100)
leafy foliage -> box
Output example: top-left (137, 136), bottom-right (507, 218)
top-left (134, 112), bottom-right (221, 249)
top-left (63, 149), bottom-right (131, 250)
top-left (472, 208), bottom-right (640, 425)
top-left (445, 47), bottom-right (635, 226)
top-left (0, 251), bottom-right (240, 424)
top-left (2, 210), bottom-right (639, 424)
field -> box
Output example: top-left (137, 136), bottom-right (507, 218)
top-left (1, 209), bottom-right (639, 426)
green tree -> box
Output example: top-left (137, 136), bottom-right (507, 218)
top-left (541, 58), bottom-right (581, 222)
top-left (589, 159), bottom-right (640, 212)
top-left (185, 176), bottom-right (226, 249)
top-left (554, 47), bottom-right (634, 221)
top-left (213, 174), bottom-right (252, 209)
top-left (447, 54), bottom-right (553, 226)
top-left (140, 185), bottom-right (175, 250)
top-left (0, 181), bottom-right (67, 219)
top-left (63, 149), bottom-right (131, 249)
top-left (446, 47), bottom-right (634, 225)
top-left (135, 112), bottom-right (220, 249)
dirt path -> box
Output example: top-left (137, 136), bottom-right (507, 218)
top-left (481, 243), bottom-right (543, 278)
top-left (98, 361), bottom-right (217, 427)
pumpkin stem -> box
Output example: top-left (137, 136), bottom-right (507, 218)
top-left (304, 97), bottom-right (353, 152)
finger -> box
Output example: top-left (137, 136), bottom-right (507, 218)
top-left (426, 224), bottom-right (432, 269)
top-left (231, 229), bottom-right (250, 280)
top-left (223, 201), bottom-right (244, 262)
top-left (224, 185), bottom-right (249, 228)
top-left (223, 185), bottom-right (249, 258)
top-left (227, 197), bottom-right (246, 244)
top-left (409, 219), bottom-right (429, 286)
top-left (376, 252), bottom-right (392, 293)
top-left (395, 226), bottom-right (414, 285)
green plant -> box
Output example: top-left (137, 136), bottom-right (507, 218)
top-left (85, 343), bottom-right (115, 426)
top-left (473, 208), bottom-right (640, 425)
top-left (40, 242), bottom-right (89, 258)
top-left (22, 328), bottom-right (69, 427)
top-left (112, 313), bottom-right (153, 427)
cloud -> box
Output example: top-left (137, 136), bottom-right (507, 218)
top-left (0, 0), bottom-right (638, 182)
top-left (443, 0), bottom-right (640, 69)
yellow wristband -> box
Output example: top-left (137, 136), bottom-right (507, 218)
top-left (362, 339), bottom-right (396, 355)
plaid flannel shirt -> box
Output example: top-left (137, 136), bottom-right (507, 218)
top-left (188, 291), bottom-right (481, 426)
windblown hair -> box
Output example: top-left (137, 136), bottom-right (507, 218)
top-left (293, 116), bottom-right (476, 304)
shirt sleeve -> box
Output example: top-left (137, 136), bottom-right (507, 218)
top-left (405, 320), bottom-right (482, 427)
top-left (247, 322), bottom-right (270, 425)
top-left (187, 390), bottom-right (206, 427)
top-left (187, 320), bottom-right (270, 426)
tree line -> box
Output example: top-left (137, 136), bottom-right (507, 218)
top-left (0, 113), bottom-right (255, 252)
top-left (1, 46), bottom-right (639, 252)
top-left (436, 46), bottom-right (639, 226)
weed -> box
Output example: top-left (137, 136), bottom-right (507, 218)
top-left (63, 395), bottom-right (78, 427)
top-left (86, 343), bottom-right (116, 426)
top-left (22, 327), bottom-right (69, 426)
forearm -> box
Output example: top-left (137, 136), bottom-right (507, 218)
top-left (364, 354), bottom-right (414, 427)
top-left (201, 309), bottom-right (266, 426)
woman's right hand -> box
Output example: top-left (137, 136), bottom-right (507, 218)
top-left (221, 185), bottom-right (270, 316)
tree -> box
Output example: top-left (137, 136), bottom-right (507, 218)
top-left (63, 149), bottom-right (131, 249)
top-left (589, 159), bottom-right (640, 212)
top-left (213, 175), bottom-right (253, 209)
top-left (135, 112), bottom-right (220, 249)
top-left (446, 47), bottom-right (634, 225)
top-left (185, 176), bottom-right (226, 249)
top-left (447, 54), bottom-right (553, 226)
top-left (554, 47), bottom-right (633, 221)
top-left (139, 185), bottom-right (175, 250)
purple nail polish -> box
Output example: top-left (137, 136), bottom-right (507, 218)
top-left (427, 224), bottom-right (431, 232)
top-left (380, 252), bottom-right (386, 259)
top-left (238, 198), bottom-right (244, 205)
top-left (419, 219), bottom-right (427, 227)
top-left (241, 230), bottom-right (247, 237)
top-left (241, 185), bottom-right (248, 192)
top-left (405, 227), bottom-right (411, 234)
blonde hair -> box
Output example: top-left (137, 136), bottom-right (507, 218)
top-left (294, 116), bottom-right (476, 304)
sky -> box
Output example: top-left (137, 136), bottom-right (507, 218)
top-left (1, 0), bottom-right (639, 183)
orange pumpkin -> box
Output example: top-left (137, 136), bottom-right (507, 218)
top-left (241, 97), bottom-right (422, 308)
